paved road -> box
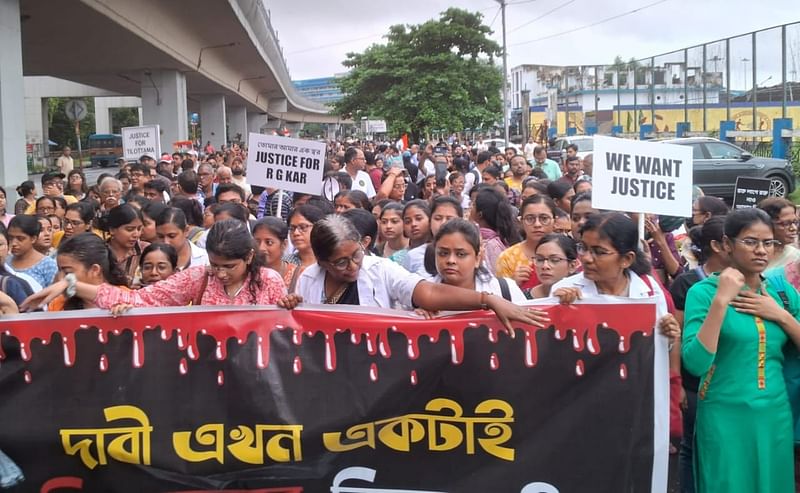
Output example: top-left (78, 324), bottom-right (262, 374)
top-left (27, 164), bottom-right (120, 188)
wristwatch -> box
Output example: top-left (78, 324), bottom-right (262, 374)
top-left (64, 273), bottom-right (77, 298)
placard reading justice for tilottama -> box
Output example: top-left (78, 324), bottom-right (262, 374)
top-left (246, 133), bottom-right (326, 196)
top-left (592, 135), bottom-right (693, 217)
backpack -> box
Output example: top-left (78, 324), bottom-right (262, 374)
top-left (469, 168), bottom-right (481, 186)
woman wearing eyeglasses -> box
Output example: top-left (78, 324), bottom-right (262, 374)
top-left (286, 205), bottom-right (325, 293)
top-left (529, 234), bottom-right (580, 299)
top-left (496, 195), bottom-right (557, 295)
top-left (22, 220), bottom-right (286, 312)
top-left (682, 208), bottom-right (800, 493)
top-left (757, 198), bottom-right (800, 269)
top-left (281, 215), bottom-right (548, 333)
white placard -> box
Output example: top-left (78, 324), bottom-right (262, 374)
top-left (246, 133), bottom-right (326, 195)
top-left (122, 125), bottom-right (161, 161)
top-left (592, 135), bottom-right (693, 217)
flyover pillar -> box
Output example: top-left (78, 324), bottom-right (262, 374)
top-left (0, 0), bottom-right (29, 199)
top-left (227, 105), bottom-right (247, 144)
top-left (141, 70), bottom-right (188, 153)
top-left (247, 113), bottom-right (267, 135)
top-left (200, 95), bottom-right (227, 150)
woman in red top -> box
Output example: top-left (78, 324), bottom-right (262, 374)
top-left (23, 220), bottom-right (286, 311)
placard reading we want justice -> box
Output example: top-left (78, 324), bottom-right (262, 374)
top-left (592, 135), bottom-right (693, 217)
top-left (246, 133), bottom-right (326, 196)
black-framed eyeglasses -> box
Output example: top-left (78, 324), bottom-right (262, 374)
top-left (327, 247), bottom-right (365, 271)
top-left (64, 219), bottom-right (85, 228)
top-left (533, 255), bottom-right (568, 266)
top-left (289, 223), bottom-right (313, 234)
top-left (576, 242), bottom-right (618, 259)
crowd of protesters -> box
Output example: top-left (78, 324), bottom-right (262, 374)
top-left (1, 134), bottom-right (800, 492)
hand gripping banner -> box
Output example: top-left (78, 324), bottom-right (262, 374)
top-left (0, 299), bottom-right (667, 493)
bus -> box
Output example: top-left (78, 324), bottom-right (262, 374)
top-left (88, 134), bottom-right (123, 168)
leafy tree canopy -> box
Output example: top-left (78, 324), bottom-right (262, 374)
top-left (333, 8), bottom-right (503, 140)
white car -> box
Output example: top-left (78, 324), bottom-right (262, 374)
top-left (481, 138), bottom-right (522, 154)
top-left (551, 136), bottom-right (593, 159)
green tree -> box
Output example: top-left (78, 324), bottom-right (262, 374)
top-left (48, 97), bottom-right (96, 165)
top-left (110, 107), bottom-right (140, 133)
top-left (333, 8), bottom-right (502, 142)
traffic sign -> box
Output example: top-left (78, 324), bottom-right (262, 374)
top-left (65, 100), bottom-right (88, 122)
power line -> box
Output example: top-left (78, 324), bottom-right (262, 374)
top-left (488, 6), bottom-right (502, 29)
top-left (509, 0), bottom-right (576, 33)
top-left (507, 0), bottom-right (541, 5)
top-left (510, 0), bottom-right (668, 47)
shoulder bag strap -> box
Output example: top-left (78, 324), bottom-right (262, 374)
top-left (497, 277), bottom-right (512, 302)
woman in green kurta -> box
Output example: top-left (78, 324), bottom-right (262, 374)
top-left (683, 208), bottom-right (800, 493)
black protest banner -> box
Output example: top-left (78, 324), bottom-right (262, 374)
top-left (732, 176), bottom-right (771, 210)
top-left (0, 301), bottom-right (666, 493)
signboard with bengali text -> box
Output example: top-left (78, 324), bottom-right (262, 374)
top-left (245, 133), bottom-right (326, 196)
top-left (0, 301), bottom-right (667, 492)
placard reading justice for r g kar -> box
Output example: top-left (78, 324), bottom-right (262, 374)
top-left (592, 135), bottom-right (693, 217)
top-left (246, 133), bottom-right (327, 196)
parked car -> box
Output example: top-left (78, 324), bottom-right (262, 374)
top-left (482, 138), bottom-right (521, 154)
top-left (660, 137), bottom-right (795, 199)
top-left (551, 136), bottom-right (594, 159)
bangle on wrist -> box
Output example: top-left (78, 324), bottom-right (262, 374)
top-left (64, 273), bottom-right (77, 298)
top-left (480, 291), bottom-right (491, 310)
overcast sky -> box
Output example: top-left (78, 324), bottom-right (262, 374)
top-left (265, 0), bottom-right (799, 82)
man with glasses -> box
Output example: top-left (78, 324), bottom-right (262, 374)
top-left (343, 147), bottom-right (376, 199)
top-left (98, 177), bottom-right (124, 212)
top-left (196, 163), bottom-right (217, 208)
top-left (530, 146), bottom-right (562, 181)
top-left (127, 163), bottom-right (151, 198)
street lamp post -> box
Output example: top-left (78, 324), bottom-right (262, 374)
top-left (495, 0), bottom-right (509, 147)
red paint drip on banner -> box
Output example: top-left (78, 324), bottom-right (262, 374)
top-left (0, 303), bottom-right (654, 384)
top-left (575, 359), bottom-right (585, 377)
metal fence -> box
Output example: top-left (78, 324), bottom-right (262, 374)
top-left (527, 21), bottom-right (800, 143)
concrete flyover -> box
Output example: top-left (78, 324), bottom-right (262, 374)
top-left (0, 0), bottom-right (344, 194)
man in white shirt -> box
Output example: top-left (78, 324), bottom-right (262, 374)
top-left (523, 137), bottom-right (536, 161)
top-left (344, 147), bottom-right (376, 198)
top-left (464, 151), bottom-right (492, 197)
top-left (56, 146), bottom-right (74, 174)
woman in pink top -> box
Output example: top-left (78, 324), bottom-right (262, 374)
top-left (22, 220), bottom-right (286, 311)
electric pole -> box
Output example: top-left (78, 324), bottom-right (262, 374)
top-left (496, 0), bottom-right (509, 146)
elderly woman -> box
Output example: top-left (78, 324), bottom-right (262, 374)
top-left (281, 215), bottom-right (549, 332)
